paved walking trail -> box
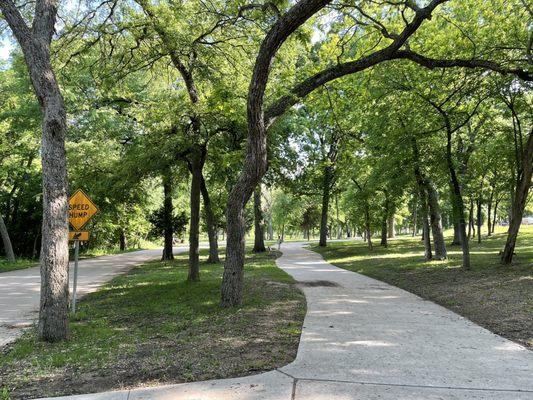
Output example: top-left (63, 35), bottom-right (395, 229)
top-left (0, 248), bottom-right (184, 347)
top-left (20, 242), bottom-right (533, 399)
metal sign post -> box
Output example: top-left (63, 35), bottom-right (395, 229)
top-left (67, 188), bottom-right (98, 314)
top-left (71, 239), bottom-right (80, 314)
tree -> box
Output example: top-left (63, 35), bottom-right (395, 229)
top-left (1, 0), bottom-right (70, 341)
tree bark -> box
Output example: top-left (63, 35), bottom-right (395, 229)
top-left (412, 138), bottom-right (432, 260)
top-left (162, 172), bottom-right (174, 261)
top-left (364, 202), bottom-right (373, 251)
top-left (221, 0), bottom-right (333, 307)
top-left (380, 196), bottom-right (389, 247)
top-left (447, 132), bottom-right (470, 269)
top-left (200, 175), bottom-right (219, 263)
top-left (319, 165), bottom-right (332, 247)
top-left (0, 213), bottom-right (15, 262)
top-left (0, 0), bottom-right (71, 341)
top-left (387, 214), bottom-right (395, 238)
top-left (119, 229), bottom-right (127, 251)
top-left (502, 130), bottom-right (533, 264)
top-left (253, 185), bottom-right (266, 253)
top-left (492, 197), bottom-right (500, 234)
top-left (426, 181), bottom-right (447, 259)
top-left (487, 189), bottom-right (493, 236)
top-left (476, 198), bottom-right (482, 243)
top-left (188, 151), bottom-right (204, 281)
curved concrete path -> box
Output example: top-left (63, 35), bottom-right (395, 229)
top-left (34, 242), bottom-right (533, 399)
top-left (0, 248), bottom-right (186, 347)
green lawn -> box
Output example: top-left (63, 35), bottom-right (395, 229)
top-left (312, 226), bottom-right (533, 350)
top-left (0, 249), bottom-right (305, 400)
top-left (0, 258), bottom-right (37, 273)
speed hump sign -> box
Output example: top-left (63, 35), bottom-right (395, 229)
top-left (68, 189), bottom-right (98, 230)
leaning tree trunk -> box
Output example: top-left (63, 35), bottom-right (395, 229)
top-left (319, 165), bottom-right (332, 247)
top-left (253, 185), bottom-right (266, 253)
top-left (200, 175), bottom-right (219, 263)
top-left (426, 181), bottom-right (447, 259)
top-left (502, 130), bottom-right (533, 264)
top-left (188, 152), bottom-right (204, 281)
top-left (162, 172), bottom-right (174, 261)
top-left (0, 213), bottom-right (15, 262)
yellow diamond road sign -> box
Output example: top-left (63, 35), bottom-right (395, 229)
top-left (68, 189), bottom-right (98, 230)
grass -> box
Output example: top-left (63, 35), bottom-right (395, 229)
top-left (0, 258), bottom-right (37, 273)
top-left (0, 241), bottom-right (160, 274)
top-left (312, 225), bottom-right (533, 350)
top-left (0, 249), bottom-right (305, 400)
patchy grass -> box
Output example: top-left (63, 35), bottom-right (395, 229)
top-left (0, 258), bottom-right (37, 273)
top-left (0, 250), bottom-right (305, 399)
top-left (312, 226), bottom-right (533, 350)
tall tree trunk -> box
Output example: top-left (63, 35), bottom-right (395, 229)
top-left (446, 130), bottom-right (470, 269)
top-left (119, 229), bottom-right (127, 251)
top-left (319, 165), bottom-right (332, 247)
top-left (380, 215), bottom-right (388, 247)
top-left (412, 138), bottom-right (432, 260)
top-left (468, 198), bottom-right (474, 239)
top-left (188, 151), bottom-right (204, 281)
top-left (476, 198), bottom-right (482, 244)
top-left (0, 213), bottom-right (15, 262)
top-left (162, 172), bottom-right (174, 261)
top-left (492, 197), bottom-right (500, 234)
top-left (200, 175), bottom-right (219, 263)
top-left (487, 189), bottom-right (493, 236)
top-left (364, 202), bottom-right (373, 251)
top-left (502, 130), bottom-right (533, 264)
top-left (253, 185), bottom-right (266, 253)
top-left (0, 3), bottom-right (71, 341)
top-left (426, 181), bottom-right (447, 259)
top-left (380, 196), bottom-right (388, 247)
top-left (412, 194), bottom-right (418, 237)
top-left (387, 214), bottom-right (395, 238)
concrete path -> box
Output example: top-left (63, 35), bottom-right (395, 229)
top-left (35, 242), bottom-right (533, 399)
top-left (0, 248), bottom-right (185, 347)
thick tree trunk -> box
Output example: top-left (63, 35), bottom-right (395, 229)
top-left (188, 152), bottom-right (204, 281)
top-left (162, 173), bottom-right (174, 261)
top-left (387, 214), bottom-right (395, 238)
top-left (0, 5), bottom-right (71, 341)
top-left (502, 131), bottom-right (533, 264)
top-left (380, 196), bottom-right (388, 247)
top-left (119, 229), bottom-right (127, 251)
top-left (200, 175), bottom-right (219, 263)
top-left (426, 181), bottom-right (447, 259)
top-left (380, 216), bottom-right (387, 247)
top-left (0, 213), bottom-right (15, 262)
top-left (253, 185), bottom-right (266, 253)
top-left (412, 138), bottom-right (432, 260)
top-left (319, 165), bottom-right (332, 247)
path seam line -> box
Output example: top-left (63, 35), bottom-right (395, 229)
top-left (290, 376), bottom-right (533, 393)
